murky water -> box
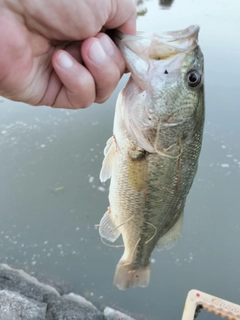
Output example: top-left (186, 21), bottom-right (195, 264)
top-left (0, 0), bottom-right (239, 319)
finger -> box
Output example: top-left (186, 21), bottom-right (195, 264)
top-left (38, 43), bottom-right (84, 107)
top-left (117, 9), bottom-right (137, 35)
top-left (81, 33), bottom-right (126, 103)
top-left (50, 50), bottom-right (95, 109)
top-left (105, 0), bottom-right (137, 35)
top-left (19, 0), bottom-right (137, 39)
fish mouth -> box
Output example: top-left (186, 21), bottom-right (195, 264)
top-left (109, 25), bottom-right (201, 90)
top-left (114, 25), bottom-right (200, 61)
top-left (154, 25), bottom-right (200, 42)
top-left (149, 25), bottom-right (200, 58)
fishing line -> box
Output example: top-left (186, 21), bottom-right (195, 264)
top-left (154, 120), bottom-right (180, 159)
top-left (144, 221), bottom-right (157, 244)
top-left (112, 214), bottom-right (135, 231)
top-left (97, 215), bottom-right (135, 248)
top-left (100, 236), bottom-right (124, 248)
top-left (121, 237), bottom-right (141, 267)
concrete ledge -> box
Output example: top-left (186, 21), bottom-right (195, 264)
top-left (0, 264), bottom-right (136, 320)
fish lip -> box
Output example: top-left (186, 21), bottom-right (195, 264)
top-left (111, 25), bottom-right (200, 58)
top-left (108, 26), bottom-right (199, 44)
top-left (157, 25), bottom-right (200, 42)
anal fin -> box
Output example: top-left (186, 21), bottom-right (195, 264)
top-left (99, 207), bottom-right (120, 242)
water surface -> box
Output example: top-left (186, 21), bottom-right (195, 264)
top-left (0, 0), bottom-right (239, 319)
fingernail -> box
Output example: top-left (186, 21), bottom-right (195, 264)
top-left (99, 35), bottom-right (115, 56)
top-left (58, 52), bottom-right (73, 68)
top-left (89, 41), bottom-right (107, 64)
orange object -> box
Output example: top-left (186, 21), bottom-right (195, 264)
top-left (182, 289), bottom-right (240, 320)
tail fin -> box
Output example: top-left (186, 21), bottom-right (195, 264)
top-left (113, 260), bottom-right (150, 290)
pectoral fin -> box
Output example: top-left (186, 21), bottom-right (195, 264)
top-left (156, 211), bottom-right (184, 250)
top-left (128, 147), bottom-right (148, 192)
top-left (99, 136), bottom-right (116, 182)
top-left (99, 207), bottom-right (121, 242)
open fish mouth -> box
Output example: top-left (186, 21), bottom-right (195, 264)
top-left (108, 25), bottom-right (202, 94)
top-left (150, 24), bottom-right (200, 42)
top-left (113, 25), bottom-right (199, 57)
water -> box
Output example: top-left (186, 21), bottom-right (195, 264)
top-left (0, 0), bottom-right (239, 319)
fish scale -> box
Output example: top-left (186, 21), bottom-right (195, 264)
top-left (99, 25), bottom-right (204, 290)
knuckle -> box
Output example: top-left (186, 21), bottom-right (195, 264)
top-left (95, 76), bottom-right (119, 103)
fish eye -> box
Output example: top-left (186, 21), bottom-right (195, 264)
top-left (186, 69), bottom-right (201, 87)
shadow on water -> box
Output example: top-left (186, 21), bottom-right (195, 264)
top-left (0, 0), bottom-right (240, 320)
top-left (159, 0), bottom-right (175, 9)
top-left (136, 0), bottom-right (148, 17)
top-left (136, 0), bottom-right (175, 16)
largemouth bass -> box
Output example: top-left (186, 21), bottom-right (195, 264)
top-left (99, 25), bottom-right (204, 290)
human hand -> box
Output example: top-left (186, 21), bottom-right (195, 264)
top-left (0, 0), bottom-right (136, 108)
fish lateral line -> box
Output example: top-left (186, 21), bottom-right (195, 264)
top-left (111, 214), bottom-right (135, 232)
top-left (176, 136), bottom-right (183, 191)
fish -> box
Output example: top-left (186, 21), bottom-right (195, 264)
top-left (99, 25), bottom-right (204, 290)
